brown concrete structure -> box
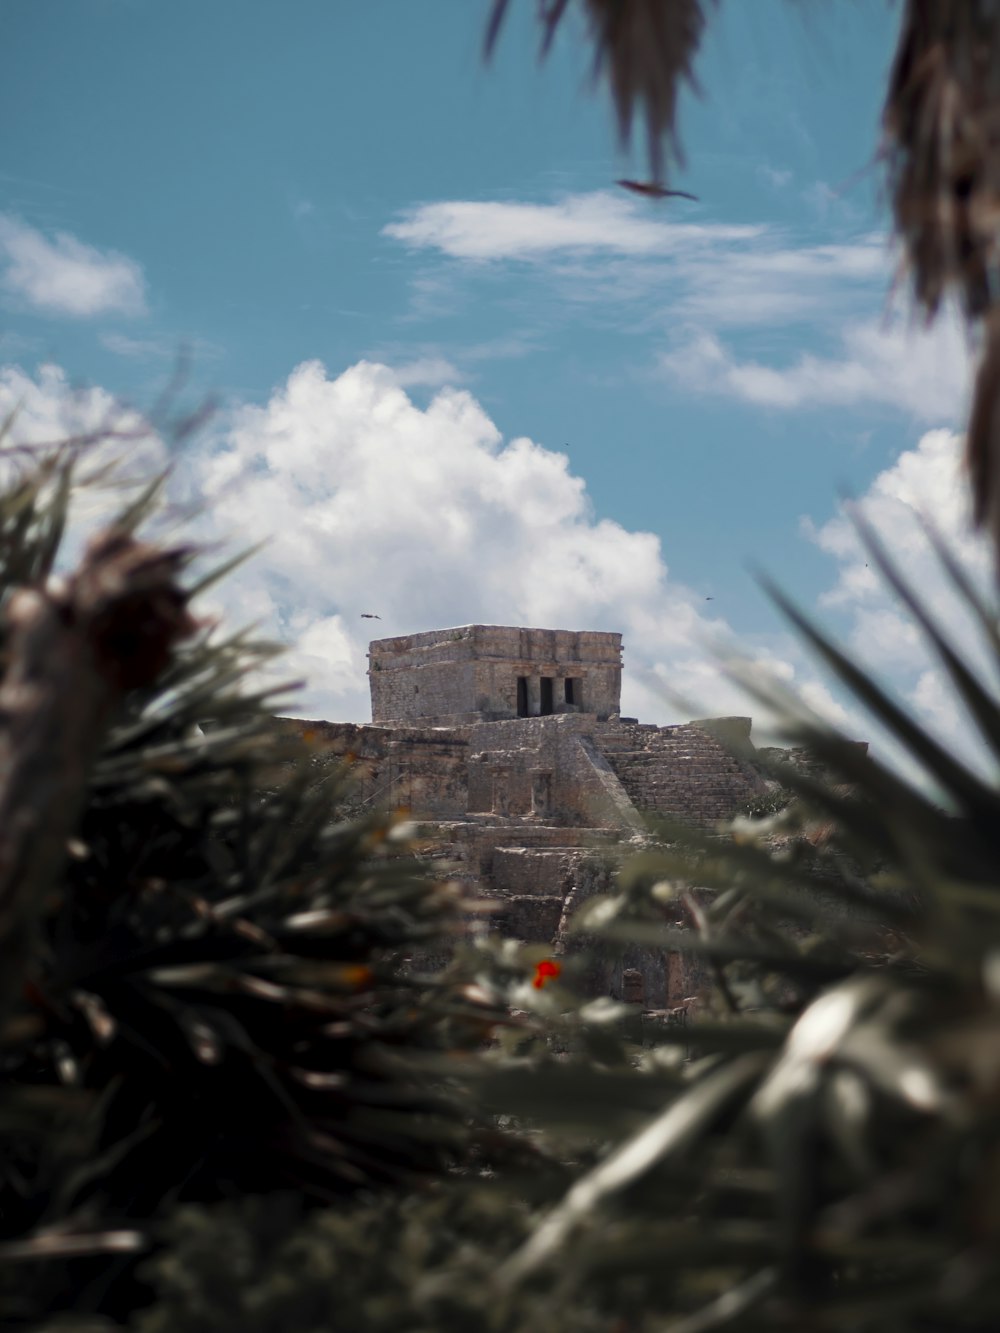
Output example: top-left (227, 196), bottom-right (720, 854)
top-left (287, 624), bottom-right (794, 1012)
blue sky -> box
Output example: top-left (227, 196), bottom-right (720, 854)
top-left (0, 1), bottom-right (988, 747)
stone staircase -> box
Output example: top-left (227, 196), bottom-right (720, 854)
top-left (488, 847), bottom-right (577, 943)
top-left (420, 821), bottom-right (623, 945)
top-left (594, 721), bottom-right (766, 827)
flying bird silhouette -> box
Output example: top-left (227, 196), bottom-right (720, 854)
top-left (360, 613), bottom-right (381, 620)
top-left (616, 179), bottom-right (699, 201)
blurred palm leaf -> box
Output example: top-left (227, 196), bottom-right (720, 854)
top-left (485, 0), bottom-right (713, 187)
top-left (484, 3), bottom-right (1000, 573)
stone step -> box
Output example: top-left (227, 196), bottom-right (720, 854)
top-left (489, 895), bottom-right (565, 943)
top-left (490, 847), bottom-right (577, 897)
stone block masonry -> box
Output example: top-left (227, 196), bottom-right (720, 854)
top-left (594, 719), bottom-right (765, 826)
top-left (286, 623), bottom-right (861, 1011)
top-left (369, 624), bottom-right (622, 724)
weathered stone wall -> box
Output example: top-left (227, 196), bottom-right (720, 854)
top-left (279, 624), bottom-right (845, 1013)
top-left (595, 720), bottom-right (766, 827)
top-left (369, 624), bottom-right (622, 723)
top-left (467, 715), bottom-right (643, 830)
top-left (280, 709), bottom-right (768, 1006)
top-left (284, 718), bottom-right (472, 818)
top-left (370, 649), bottom-right (479, 725)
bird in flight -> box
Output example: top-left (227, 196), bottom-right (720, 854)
top-left (361, 613), bottom-right (381, 620)
top-left (616, 179), bottom-right (699, 201)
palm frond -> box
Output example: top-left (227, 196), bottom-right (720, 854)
top-left (486, 0), bottom-right (714, 186)
top-left (882, 1), bottom-right (1000, 325)
top-left (882, 1), bottom-right (1000, 559)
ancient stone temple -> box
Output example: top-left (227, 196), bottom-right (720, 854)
top-left (369, 625), bottom-right (623, 724)
top-left (289, 623), bottom-right (799, 1013)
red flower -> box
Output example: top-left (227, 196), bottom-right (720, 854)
top-left (532, 959), bottom-right (561, 990)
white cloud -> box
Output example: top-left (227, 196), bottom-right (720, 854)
top-left (812, 429), bottom-right (984, 596)
top-left (0, 362), bottom-right (167, 563)
top-left (383, 355), bottom-right (463, 389)
top-left (0, 361), bottom-right (134, 447)
top-left (668, 237), bottom-right (887, 327)
top-left (385, 194), bottom-right (954, 457)
top-left (384, 192), bottom-right (762, 261)
top-left (0, 215), bottom-right (147, 318)
top-left (26, 355), bottom-right (996, 771)
top-left (808, 427), bottom-right (997, 776)
top-left (7, 356), bottom-right (995, 777)
top-left (660, 312), bottom-right (973, 423)
top-left (383, 191), bottom-right (979, 466)
top-left (168, 356), bottom-right (840, 727)
top-left (385, 192), bottom-right (888, 334)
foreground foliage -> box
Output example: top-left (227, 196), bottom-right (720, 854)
top-left (5, 440), bottom-right (1000, 1332)
top-left (0, 447), bottom-right (526, 1326)
top-left (452, 517), bottom-right (1000, 1332)
top-left (122, 516), bottom-right (1000, 1333)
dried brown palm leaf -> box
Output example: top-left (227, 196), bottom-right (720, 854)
top-left (486, 0), bottom-right (714, 186)
top-left (882, 1), bottom-right (1000, 554)
top-left (967, 307), bottom-right (1000, 565)
top-left (882, 0), bottom-right (1000, 322)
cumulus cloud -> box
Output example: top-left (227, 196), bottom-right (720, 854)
top-left (0, 215), bottom-right (147, 318)
top-left (0, 361), bottom-right (141, 448)
top-left (812, 429), bottom-right (985, 595)
top-left (0, 362), bottom-right (168, 566)
top-left (14, 356), bottom-right (975, 762)
top-left (0, 358), bottom-right (741, 724)
top-left (162, 356), bottom-right (843, 727)
top-left (808, 427), bottom-right (996, 774)
top-left (660, 312), bottom-right (973, 424)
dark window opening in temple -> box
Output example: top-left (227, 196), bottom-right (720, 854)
top-left (540, 677), bottom-right (554, 715)
top-left (564, 677), bottom-right (581, 706)
top-left (516, 676), bottom-right (529, 717)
